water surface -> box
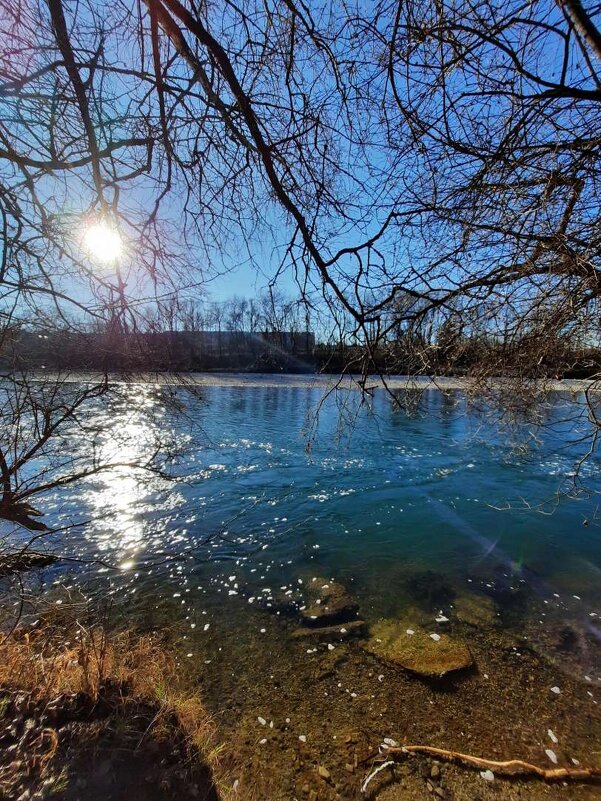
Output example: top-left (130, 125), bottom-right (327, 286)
top-left (11, 378), bottom-right (601, 799)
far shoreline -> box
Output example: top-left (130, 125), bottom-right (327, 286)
top-left (19, 370), bottom-right (601, 392)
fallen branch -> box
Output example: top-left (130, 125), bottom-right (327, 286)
top-left (361, 744), bottom-right (601, 791)
top-left (0, 551), bottom-right (57, 577)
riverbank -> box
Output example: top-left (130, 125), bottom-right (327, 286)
top-left (0, 608), bottom-right (236, 801)
top-left (1, 563), bottom-right (601, 800)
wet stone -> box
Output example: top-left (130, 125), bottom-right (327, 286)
top-left (291, 620), bottom-right (366, 640)
top-left (363, 619), bottom-right (473, 678)
top-left (0, 551), bottom-right (57, 577)
top-left (299, 579), bottom-right (359, 627)
top-left (454, 593), bottom-right (497, 628)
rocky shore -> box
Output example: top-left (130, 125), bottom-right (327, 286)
top-left (2, 563), bottom-right (601, 801)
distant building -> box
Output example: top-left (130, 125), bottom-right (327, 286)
top-left (2, 327), bottom-right (316, 370)
top-left (259, 330), bottom-right (315, 352)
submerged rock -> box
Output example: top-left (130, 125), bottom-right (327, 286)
top-left (454, 593), bottom-right (497, 628)
top-left (291, 620), bottom-right (366, 640)
top-left (299, 579), bottom-right (359, 627)
top-left (527, 619), bottom-right (591, 674)
top-left (0, 551), bottom-right (57, 577)
top-left (363, 619), bottom-right (473, 678)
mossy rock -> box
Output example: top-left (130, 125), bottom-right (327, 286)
top-left (363, 619), bottom-right (473, 678)
top-left (454, 593), bottom-right (497, 628)
top-left (300, 578), bottom-right (359, 627)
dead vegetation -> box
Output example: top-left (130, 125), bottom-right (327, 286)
top-left (0, 609), bottom-right (239, 801)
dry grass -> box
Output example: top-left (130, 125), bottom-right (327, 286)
top-left (0, 624), bottom-right (173, 699)
top-left (0, 607), bottom-right (242, 800)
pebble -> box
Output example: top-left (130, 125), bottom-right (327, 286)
top-left (430, 633), bottom-right (441, 642)
top-left (545, 749), bottom-right (558, 764)
top-left (317, 765), bottom-right (330, 780)
top-left (550, 686), bottom-right (561, 694)
top-left (383, 738), bottom-right (399, 747)
top-left (547, 729), bottom-right (558, 744)
top-left (299, 735), bottom-right (307, 743)
top-left (480, 769), bottom-right (495, 782)
top-left (257, 717), bottom-right (266, 726)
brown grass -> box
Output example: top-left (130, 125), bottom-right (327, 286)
top-left (0, 610), bottom-right (242, 800)
top-left (0, 624), bottom-right (174, 699)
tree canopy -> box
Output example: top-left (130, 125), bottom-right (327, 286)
top-left (0, 0), bottom-right (600, 527)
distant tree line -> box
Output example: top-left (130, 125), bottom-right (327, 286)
top-left (3, 290), bottom-right (599, 378)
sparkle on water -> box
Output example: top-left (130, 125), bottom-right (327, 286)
top-left (31, 380), bottom-right (601, 618)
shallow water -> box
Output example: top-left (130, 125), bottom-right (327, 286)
top-left (9, 379), bottom-right (601, 799)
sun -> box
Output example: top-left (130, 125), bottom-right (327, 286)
top-left (83, 220), bottom-right (123, 263)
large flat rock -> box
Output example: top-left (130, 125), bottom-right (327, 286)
top-left (363, 619), bottom-right (473, 678)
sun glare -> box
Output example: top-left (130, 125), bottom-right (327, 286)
top-left (83, 220), bottom-right (123, 263)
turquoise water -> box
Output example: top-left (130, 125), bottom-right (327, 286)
top-left (37, 379), bottom-right (600, 611)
